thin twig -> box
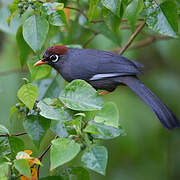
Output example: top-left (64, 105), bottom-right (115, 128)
top-left (37, 136), bottom-right (58, 178)
top-left (129, 35), bottom-right (171, 50)
top-left (65, 6), bottom-right (104, 23)
top-left (11, 132), bottom-right (27, 136)
top-left (112, 35), bottom-right (171, 53)
top-left (0, 132), bottom-right (27, 137)
top-left (90, 19), bottom-right (104, 23)
top-left (118, 21), bottom-right (146, 55)
top-left (121, 18), bottom-right (144, 23)
top-left (37, 143), bottom-right (51, 178)
top-left (38, 143), bottom-right (52, 161)
top-left (65, 6), bottom-right (88, 19)
top-left (83, 32), bottom-right (99, 48)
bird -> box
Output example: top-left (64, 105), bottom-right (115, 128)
top-left (34, 45), bottom-right (179, 130)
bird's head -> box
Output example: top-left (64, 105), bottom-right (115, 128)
top-left (34, 45), bottom-right (68, 67)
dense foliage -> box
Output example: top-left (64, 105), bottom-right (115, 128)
top-left (0, 0), bottom-right (179, 179)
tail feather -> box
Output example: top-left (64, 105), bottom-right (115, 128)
top-left (116, 76), bottom-right (179, 130)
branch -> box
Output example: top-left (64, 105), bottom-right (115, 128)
top-left (37, 136), bottom-right (58, 178)
top-left (129, 35), bottom-right (171, 50)
top-left (65, 6), bottom-right (104, 23)
top-left (121, 18), bottom-right (144, 23)
top-left (65, 6), bottom-right (88, 20)
top-left (0, 132), bottom-right (27, 137)
top-left (112, 34), bottom-right (171, 53)
top-left (118, 21), bottom-right (146, 55)
top-left (38, 143), bottom-right (52, 161)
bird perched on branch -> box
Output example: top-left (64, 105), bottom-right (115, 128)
top-left (34, 45), bottom-right (179, 130)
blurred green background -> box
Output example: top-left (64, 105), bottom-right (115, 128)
top-left (1, 32), bottom-right (180, 180)
top-left (1, 0), bottom-right (180, 179)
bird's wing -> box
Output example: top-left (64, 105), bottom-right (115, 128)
top-left (68, 48), bottom-right (143, 80)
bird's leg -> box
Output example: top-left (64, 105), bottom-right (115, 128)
top-left (99, 91), bottom-right (110, 96)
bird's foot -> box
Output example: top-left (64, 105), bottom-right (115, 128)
top-left (99, 91), bottom-right (110, 96)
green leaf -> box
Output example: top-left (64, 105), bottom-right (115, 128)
top-left (9, 0), bottom-right (18, 14)
top-left (83, 124), bottom-right (101, 135)
top-left (71, 116), bottom-right (83, 134)
top-left (59, 80), bottom-right (104, 111)
top-left (0, 162), bottom-right (9, 177)
top-left (0, 138), bottom-right (11, 158)
top-left (9, 106), bottom-right (18, 120)
top-left (88, 0), bottom-right (100, 21)
top-left (126, 0), bottom-right (144, 31)
top-left (8, 136), bottom-right (24, 155)
top-left (0, 125), bottom-right (9, 135)
top-left (101, 0), bottom-right (121, 17)
top-left (50, 121), bottom-right (68, 138)
top-left (94, 102), bottom-right (119, 128)
top-left (144, 0), bottom-right (179, 38)
top-left (37, 98), bottom-right (73, 121)
top-left (84, 121), bottom-right (126, 139)
top-left (16, 26), bottom-right (31, 66)
top-left (81, 146), bottom-right (108, 175)
top-left (49, 10), bottom-right (67, 26)
top-left (35, 75), bottom-right (64, 100)
top-left (17, 83), bottom-right (38, 111)
top-left (42, 2), bottom-right (64, 15)
top-left (23, 115), bottom-right (51, 147)
top-left (50, 138), bottom-right (80, 170)
top-left (28, 56), bottom-right (51, 82)
top-left (0, 7), bottom-right (22, 34)
top-left (37, 98), bottom-right (65, 121)
top-left (23, 15), bottom-right (49, 53)
top-left (14, 159), bottom-right (31, 178)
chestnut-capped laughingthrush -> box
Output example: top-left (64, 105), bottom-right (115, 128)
top-left (34, 45), bottom-right (179, 130)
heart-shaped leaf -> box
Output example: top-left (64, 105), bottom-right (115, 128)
top-left (17, 83), bottom-right (38, 111)
top-left (23, 115), bottom-right (50, 147)
top-left (144, 0), bottom-right (179, 38)
top-left (50, 138), bottom-right (80, 170)
top-left (14, 159), bottom-right (31, 178)
top-left (59, 80), bottom-right (104, 111)
top-left (23, 15), bottom-right (49, 52)
top-left (81, 146), bottom-right (108, 175)
top-left (94, 102), bottom-right (119, 128)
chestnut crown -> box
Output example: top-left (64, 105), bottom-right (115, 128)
top-left (45, 45), bottom-right (68, 56)
top-left (34, 45), bottom-right (68, 66)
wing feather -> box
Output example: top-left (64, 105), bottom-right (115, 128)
top-left (68, 48), bottom-right (143, 80)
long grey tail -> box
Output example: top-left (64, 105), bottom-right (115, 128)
top-left (116, 76), bottom-right (179, 130)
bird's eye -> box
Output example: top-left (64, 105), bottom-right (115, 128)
top-left (50, 54), bottom-right (59, 63)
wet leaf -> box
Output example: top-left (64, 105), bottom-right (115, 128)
top-left (14, 159), bottom-right (31, 178)
top-left (59, 80), bottom-right (104, 111)
top-left (23, 15), bottom-right (49, 52)
top-left (144, 0), bottom-right (179, 38)
top-left (17, 83), bottom-right (38, 111)
top-left (23, 115), bottom-right (51, 147)
top-left (81, 146), bottom-right (108, 175)
top-left (50, 138), bottom-right (80, 170)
